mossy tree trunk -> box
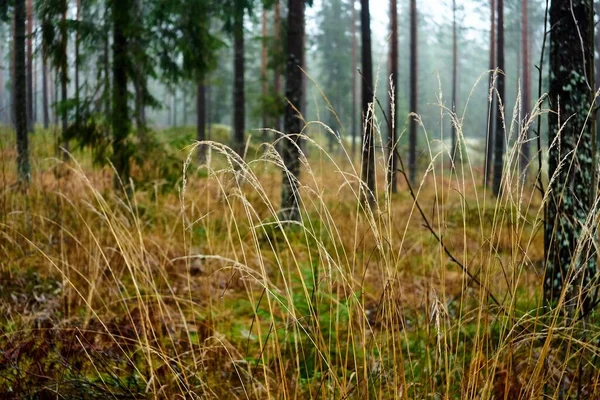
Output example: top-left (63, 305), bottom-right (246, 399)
top-left (545, 0), bottom-right (597, 313)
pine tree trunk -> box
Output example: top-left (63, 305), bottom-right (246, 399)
top-left (545, 0), bottom-right (596, 313)
top-left (75, 0), bottom-right (81, 130)
top-left (111, 0), bottom-right (131, 188)
top-left (387, 0), bottom-right (398, 194)
top-left (26, 0), bottom-right (33, 133)
top-left (360, 0), bottom-right (375, 206)
top-left (11, 18), bottom-right (15, 128)
top-left (197, 83), bottom-right (206, 163)
top-left (42, 54), bottom-right (48, 129)
top-left (15, 0), bottom-right (29, 184)
top-left (261, 5), bottom-right (268, 135)
top-left (520, 0), bottom-right (530, 177)
top-left (492, 0), bottom-right (505, 197)
top-left (351, 0), bottom-right (358, 160)
top-left (233, 11), bottom-right (245, 157)
top-left (280, 0), bottom-right (305, 221)
top-left (60, 2), bottom-right (69, 159)
top-left (273, 0), bottom-right (282, 134)
top-left (451, 0), bottom-right (458, 163)
top-left (484, 0), bottom-right (496, 187)
top-left (408, 0), bottom-right (418, 184)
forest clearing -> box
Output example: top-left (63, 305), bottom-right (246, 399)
top-left (1, 0), bottom-right (600, 398)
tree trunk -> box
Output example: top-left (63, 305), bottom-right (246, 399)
top-left (273, 0), bottom-right (282, 133)
top-left (351, 0), bottom-right (358, 160)
top-left (360, 0), bottom-right (375, 206)
top-left (75, 0), bottom-right (81, 130)
top-left (15, 0), bottom-right (29, 184)
top-left (0, 43), bottom-right (4, 124)
top-left (484, 0), bottom-right (496, 187)
top-left (11, 17), bottom-right (16, 128)
top-left (111, 0), bottom-right (131, 188)
top-left (26, 0), bottom-right (33, 133)
top-left (42, 54), bottom-right (48, 129)
top-left (545, 0), bottom-right (596, 313)
top-left (60, 2), bottom-right (69, 159)
top-left (491, 0), bottom-right (504, 197)
top-left (261, 5), bottom-right (268, 135)
top-left (280, 0), bottom-right (305, 221)
top-left (233, 11), bottom-right (245, 157)
top-left (520, 0), bottom-right (530, 178)
top-left (451, 0), bottom-right (458, 163)
top-left (408, 0), bottom-right (418, 184)
top-left (173, 88), bottom-right (177, 127)
top-left (387, 0), bottom-right (398, 194)
top-left (197, 83), bottom-right (207, 163)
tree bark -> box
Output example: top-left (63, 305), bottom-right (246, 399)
top-left (26, 0), bottom-right (33, 133)
top-left (491, 0), bottom-right (504, 197)
top-left (197, 82), bottom-right (207, 163)
top-left (545, 0), bottom-right (596, 313)
top-left (261, 5), bottom-right (268, 135)
top-left (60, 1), bottom-right (69, 159)
top-left (520, 0), bottom-right (530, 177)
top-left (387, 0), bottom-right (398, 194)
top-left (360, 0), bottom-right (375, 206)
top-left (233, 11), bottom-right (245, 157)
top-left (75, 0), bottom-right (81, 130)
top-left (273, 0), bottom-right (282, 133)
top-left (280, 0), bottom-right (305, 221)
top-left (451, 0), bottom-right (458, 163)
top-left (15, 0), bottom-right (29, 184)
top-left (42, 53), bottom-right (48, 129)
top-left (408, 0), bottom-right (418, 185)
top-left (351, 0), bottom-right (358, 160)
top-left (484, 0), bottom-right (496, 187)
top-left (111, 0), bottom-right (132, 188)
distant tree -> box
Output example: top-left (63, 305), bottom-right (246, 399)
top-left (273, 0), bottom-right (282, 133)
top-left (15, 0), bottom-right (29, 183)
top-left (484, 0), bottom-right (496, 187)
top-left (360, 0), bottom-right (375, 206)
top-left (261, 4), bottom-right (267, 132)
top-left (519, 0), bottom-right (530, 177)
top-left (314, 0), bottom-right (353, 151)
top-left (351, 0), bottom-right (357, 159)
top-left (26, 0), bottom-right (32, 132)
top-left (197, 82), bottom-right (207, 162)
top-left (41, 34), bottom-right (48, 129)
top-left (59, 0), bottom-right (68, 159)
top-left (232, 5), bottom-right (246, 156)
top-left (491, 0), bottom-right (504, 197)
top-left (280, 0), bottom-right (309, 221)
top-left (387, 0), bottom-right (398, 193)
top-left (450, 0), bottom-right (457, 162)
top-left (545, 0), bottom-right (597, 312)
top-left (408, 0), bottom-right (417, 184)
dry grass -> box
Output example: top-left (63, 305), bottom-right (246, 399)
top-left (0, 90), bottom-right (599, 399)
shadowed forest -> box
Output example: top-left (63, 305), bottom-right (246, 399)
top-left (1, 0), bottom-right (600, 398)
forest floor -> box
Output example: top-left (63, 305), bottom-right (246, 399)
top-left (0, 125), bottom-right (598, 399)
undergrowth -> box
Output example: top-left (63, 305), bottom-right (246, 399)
top-left (1, 88), bottom-right (600, 399)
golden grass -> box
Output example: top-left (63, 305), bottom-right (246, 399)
top-left (0, 94), bottom-right (598, 399)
